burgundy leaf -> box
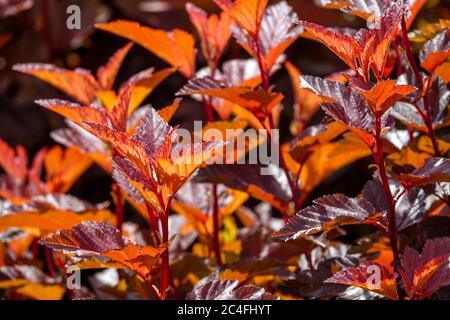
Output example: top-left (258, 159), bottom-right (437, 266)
top-left (194, 164), bottom-right (291, 212)
top-left (300, 75), bottom-right (374, 132)
top-left (186, 279), bottom-right (278, 300)
top-left (272, 194), bottom-right (378, 241)
top-left (38, 221), bottom-right (126, 255)
top-left (400, 237), bottom-right (450, 299)
top-left (131, 107), bottom-right (174, 158)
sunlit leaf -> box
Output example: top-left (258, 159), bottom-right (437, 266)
top-left (39, 221), bottom-right (166, 279)
top-left (96, 20), bottom-right (196, 78)
top-left (419, 28), bottom-right (450, 73)
top-left (325, 263), bottom-right (398, 300)
top-left (400, 237), bottom-right (450, 300)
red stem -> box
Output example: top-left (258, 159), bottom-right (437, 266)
top-left (145, 202), bottom-right (161, 245)
top-left (212, 184), bottom-right (222, 265)
top-left (400, 16), bottom-right (441, 156)
top-left (159, 197), bottom-right (173, 299)
top-left (160, 211), bottom-right (170, 297)
top-left (44, 247), bottom-right (56, 278)
top-left (113, 183), bottom-right (124, 231)
top-left (373, 117), bottom-right (400, 265)
top-left (253, 32), bottom-right (298, 217)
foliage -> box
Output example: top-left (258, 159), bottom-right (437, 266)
top-left (0, 0), bottom-right (449, 300)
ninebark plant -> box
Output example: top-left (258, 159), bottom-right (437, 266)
top-left (0, 0), bottom-right (449, 300)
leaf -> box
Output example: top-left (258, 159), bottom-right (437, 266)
top-left (219, 258), bottom-right (288, 281)
top-left (435, 62), bottom-right (450, 84)
top-left (0, 265), bottom-right (66, 299)
top-left (15, 283), bottom-right (65, 300)
top-left (194, 164), bottom-right (291, 212)
top-left (272, 194), bottom-right (379, 241)
top-left (420, 28), bottom-right (450, 73)
top-left (387, 135), bottom-right (450, 168)
top-left (96, 42), bottom-right (133, 90)
top-left (351, 80), bottom-right (416, 115)
top-left (186, 278), bottom-right (277, 300)
top-left (131, 107), bottom-right (174, 158)
top-left (0, 139), bottom-right (28, 183)
top-left (409, 19), bottom-right (450, 43)
top-left (178, 77), bottom-right (283, 120)
top-left (301, 22), bottom-right (359, 75)
top-left (300, 75), bottom-right (374, 133)
top-left (362, 179), bottom-right (436, 231)
top-left (13, 64), bottom-right (99, 105)
top-left (43, 146), bottom-right (93, 193)
top-left (214, 0), bottom-right (268, 36)
top-left (0, 265), bottom-right (54, 289)
top-left (39, 221), bottom-right (166, 279)
top-left (0, 209), bottom-right (114, 236)
top-left (157, 99), bottom-right (181, 123)
top-left (400, 237), bottom-right (450, 299)
top-left (1, 193), bottom-right (98, 214)
top-left (296, 133), bottom-right (372, 194)
top-left (398, 157), bottom-right (450, 188)
top-left (301, 1), bottom-right (404, 80)
top-left (121, 67), bottom-right (175, 114)
top-left (392, 76), bottom-right (449, 128)
top-left (35, 99), bottom-right (110, 130)
top-left (186, 3), bottom-right (232, 65)
top-left (0, 0), bottom-right (33, 17)
top-left (318, 0), bottom-right (425, 28)
top-left (285, 62), bottom-right (322, 133)
top-left (96, 20), bottom-right (196, 78)
top-left (325, 263), bottom-right (398, 300)
top-left (254, 1), bottom-right (302, 70)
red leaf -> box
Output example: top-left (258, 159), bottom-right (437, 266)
top-left (400, 237), bottom-right (450, 299)
top-left (325, 263), bottom-right (398, 300)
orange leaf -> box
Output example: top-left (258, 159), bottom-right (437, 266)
top-left (325, 264), bottom-right (398, 300)
top-left (44, 146), bottom-right (93, 193)
top-left (13, 64), bottom-right (99, 105)
top-left (214, 0), bottom-right (268, 36)
top-left (96, 42), bottom-right (133, 90)
top-left (353, 80), bottom-right (416, 115)
top-left (96, 20), bottom-right (196, 78)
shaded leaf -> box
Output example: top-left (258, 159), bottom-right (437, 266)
top-left (398, 157), bottom-right (450, 188)
top-left (187, 278), bottom-right (277, 300)
top-left (194, 164), bottom-right (291, 211)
